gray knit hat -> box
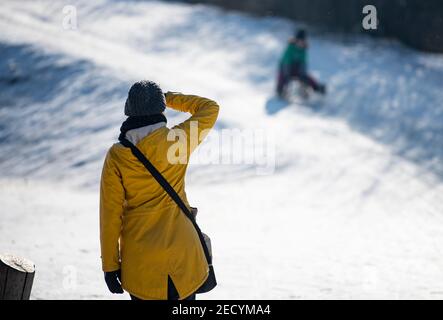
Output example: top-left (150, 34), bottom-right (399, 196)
top-left (125, 80), bottom-right (166, 117)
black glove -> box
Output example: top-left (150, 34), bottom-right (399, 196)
top-left (104, 270), bottom-right (124, 294)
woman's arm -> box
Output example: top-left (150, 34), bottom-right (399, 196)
top-left (100, 148), bottom-right (125, 272)
top-left (165, 92), bottom-right (220, 156)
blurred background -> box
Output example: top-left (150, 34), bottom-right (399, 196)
top-left (1, 0), bottom-right (443, 300)
top-left (182, 0), bottom-right (443, 52)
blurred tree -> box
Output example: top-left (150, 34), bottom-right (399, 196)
top-left (181, 0), bottom-right (443, 52)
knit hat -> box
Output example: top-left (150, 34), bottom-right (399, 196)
top-left (295, 29), bottom-right (307, 41)
top-left (125, 80), bottom-right (166, 117)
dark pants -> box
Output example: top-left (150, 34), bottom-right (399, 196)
top-left (130, 276), bottom-right (196, 301)
top-left (277, 63), bottom-right (321, 96)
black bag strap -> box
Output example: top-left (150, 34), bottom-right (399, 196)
top-left (120, 137), bottom-right (212, 265)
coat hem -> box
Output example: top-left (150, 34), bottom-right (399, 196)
top-left (122, 269), bottom-right (209, 300)
top-left (177, 270), bottom-right (209, 300)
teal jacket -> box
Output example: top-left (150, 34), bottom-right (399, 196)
top-left (280, 42), bottom-right (307, 68)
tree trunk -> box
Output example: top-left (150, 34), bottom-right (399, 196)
top-left (0, 254), bottom-right (35, 300)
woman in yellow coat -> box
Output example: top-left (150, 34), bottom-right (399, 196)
top-left (100, 81), bottom-right (219, 300)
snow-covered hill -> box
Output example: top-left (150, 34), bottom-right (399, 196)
top-left (1, 0), bottom-right (443, 299)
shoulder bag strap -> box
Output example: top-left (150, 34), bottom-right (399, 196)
top-left (119, 137), bottom-right (212, 265)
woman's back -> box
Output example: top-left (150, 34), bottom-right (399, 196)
top-left (100, 88), bottom-right (219, 300)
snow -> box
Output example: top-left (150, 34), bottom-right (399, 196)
top-left (1, 0), bottom-right (443, 299)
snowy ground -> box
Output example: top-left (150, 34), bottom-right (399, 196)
top-left (1, 0), bottom-right (443, 299)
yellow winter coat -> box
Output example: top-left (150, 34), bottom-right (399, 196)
top-left (100, 92), bottom-right (219, 300)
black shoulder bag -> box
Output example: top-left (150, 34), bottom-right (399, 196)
top-left (120, 138), bottom-right (217, 294)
